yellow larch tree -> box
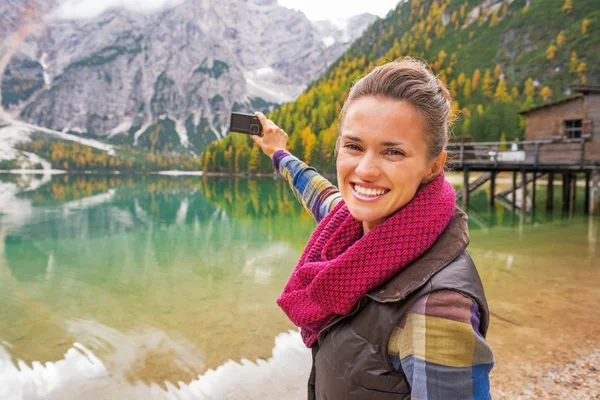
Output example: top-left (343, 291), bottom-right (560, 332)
top-left (482, 68), bottom-right (494, 97)
top-left (524, 78), bottom-right (535, 98)
top-left (577, 62), bottom-right (588, 83)
top-left (494, 79), bottom-right (510, 102)
top-left (556, 31), bottom-right (566, 46)
top-left (463, 78), bottom-right (472, 99)
top-left (540, 86), bottom-right (552, 102)
top-left (472, 69), bottom-right (481, 91)
top-left (569, 51), bottom-right (578, 72)
top-left (546, 44), bottom-right (557, 60)
top-left (489, 12), bottom-right (499, 27)
top-left (581, 19), bottom-right (590, 35)
top-left (511, 86), bottom-right (520, 100)
top-left (494, 64), bottom-right (502, 78)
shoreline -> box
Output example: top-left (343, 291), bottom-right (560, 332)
top-left (0, 170), bottom-right (592, 186)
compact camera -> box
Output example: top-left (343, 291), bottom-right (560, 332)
top-left (229, 112), bottom-right (263, 137)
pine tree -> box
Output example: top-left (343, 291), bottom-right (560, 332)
top-left (248, 144), bottom-right (261, 172)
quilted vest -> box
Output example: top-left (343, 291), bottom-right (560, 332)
top-left (307, 207), bottom-right (490, 400)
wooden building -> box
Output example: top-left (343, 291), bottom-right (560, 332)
top-left (448, 85), bottom-right (600, 215)
top-left (519, 85), bottom-right (600, 162)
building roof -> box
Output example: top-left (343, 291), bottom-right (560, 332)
top-left (518, 94), bottom-right (583, 115)
top-left (570, 85), bottom-right (600, 94)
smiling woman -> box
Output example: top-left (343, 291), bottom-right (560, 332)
top-left (337, 97), bottom-right (446, 233)
top-left (251, 58), bottom-right (493, 400)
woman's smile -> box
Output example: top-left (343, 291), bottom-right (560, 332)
top-left (350, 182), bottom-right (390, 202)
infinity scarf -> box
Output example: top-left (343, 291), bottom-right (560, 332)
top-left (277, 172), bottom-right (456, 347)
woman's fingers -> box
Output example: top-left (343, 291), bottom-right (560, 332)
top-left (252, 111), bottom-right (288, 159)
top-left (255, 112), bottom-right (271, 132)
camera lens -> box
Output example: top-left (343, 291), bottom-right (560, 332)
top-left (250, 124), bottom-right (259, 134)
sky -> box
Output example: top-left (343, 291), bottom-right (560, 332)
top-left (52, 0), bottom-right (400, 21)
top-left (278, 0), bottom-right (400, 20)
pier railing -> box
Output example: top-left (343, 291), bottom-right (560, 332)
top-left (447, 139), bottom-right (591, 168)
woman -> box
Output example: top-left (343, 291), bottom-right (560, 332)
top-left (250, 58), bottom-right (494, 400)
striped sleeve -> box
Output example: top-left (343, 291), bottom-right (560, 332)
top-left (272, 149), bottom-right (342, 222)
top-left (388, 290), bottom-right (494, 400)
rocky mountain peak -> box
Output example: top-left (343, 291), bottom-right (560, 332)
top-left (2, 0), bottom-right (375, 153)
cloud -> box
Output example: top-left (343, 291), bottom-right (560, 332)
top-left (52, 0), bottom-right (187, 20)
top-left (51, 0), bottom-right (400, 21)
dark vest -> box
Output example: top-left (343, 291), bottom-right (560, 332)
top-left (307, 208), bottom-right (490, 400)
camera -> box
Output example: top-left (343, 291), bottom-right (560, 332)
top-left (229, 112), bottom-right (263, 137)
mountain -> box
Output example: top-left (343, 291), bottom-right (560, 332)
top-left (0, 0), bottom-right (376, 160)
top-left (201, 0), bottom-right (599, 173)
top-left (313, 13), bottom-right (378, 53)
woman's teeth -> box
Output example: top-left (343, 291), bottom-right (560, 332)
top-left (354, 184), bottom-right (387, 197)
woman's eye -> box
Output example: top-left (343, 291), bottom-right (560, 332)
top-left (343, 143), bottom-right (362, 151)
top-left (385, 149), bottom-right (405, 156)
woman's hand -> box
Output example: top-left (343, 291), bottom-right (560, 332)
top-left (250, 112), bottom-right (288, 159)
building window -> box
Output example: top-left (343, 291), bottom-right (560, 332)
top-left (564, 119), bottom-right (582, 139)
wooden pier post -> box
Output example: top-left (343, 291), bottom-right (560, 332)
top-left (585, 171), bottom-right (591, 215)
top-left (512, 171), bottom-right (517, 211)
top-left (532, 172), bottom-right (537, 211)
top-left (489, 171), bottom-right (496, 208)
top-left (521, 169), bottom-right (527, 216)
top-left (570, 173), bottom-right (577, 216)
top-left (562, 172), bottom-right (570, 214)
top-left (547, 172), bottom-right (554, 212)
top-left (591, 169), bottom-right (600, 216)
top-left (463, 167), bottom-right (470, 208)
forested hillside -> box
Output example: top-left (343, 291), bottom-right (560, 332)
top-left (201, 0), bottom-right (599, 174)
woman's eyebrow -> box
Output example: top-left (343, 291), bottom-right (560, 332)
top-left (342, 135), bottom-right (412, 148)
top-left (341, 134), bottom-right (362, 142)
top-left (381, 141), bottom-right (405, 147)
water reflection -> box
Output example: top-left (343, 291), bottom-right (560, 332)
top-left (0, 330), bottom-right (310, 400)
top-left (0, 173), bottom-right (598, 399)
top-left (0, 174), bottom-right (317, 394)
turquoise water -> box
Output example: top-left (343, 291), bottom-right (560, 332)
top-left (0, 173), bottom-right (598, 399)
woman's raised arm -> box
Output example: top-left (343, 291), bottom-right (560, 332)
top-left (251, 113), bottom-right (341, 222)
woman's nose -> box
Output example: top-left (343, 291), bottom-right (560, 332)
top-left (355, 153), bottom-right (381, 181)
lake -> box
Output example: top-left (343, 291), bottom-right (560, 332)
top-left (1, 173), bottom-right (598, 399)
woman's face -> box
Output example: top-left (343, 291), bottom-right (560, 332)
top-left (336, 96), bottom-right (446, 234)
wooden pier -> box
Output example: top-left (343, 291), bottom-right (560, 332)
top-left (447, 139), bottom-right (600, 215)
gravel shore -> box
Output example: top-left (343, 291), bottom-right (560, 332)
top-left (493, 348), bottom-right (599, 399)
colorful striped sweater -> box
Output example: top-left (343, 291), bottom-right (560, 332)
top-left (273, 149), bottom-right (494, 400)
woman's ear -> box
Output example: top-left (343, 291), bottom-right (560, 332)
top-left (422, 151), bottom-right (447, 184)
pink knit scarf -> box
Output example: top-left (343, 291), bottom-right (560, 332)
top-left (277, 173), bottom-right (456, 347)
